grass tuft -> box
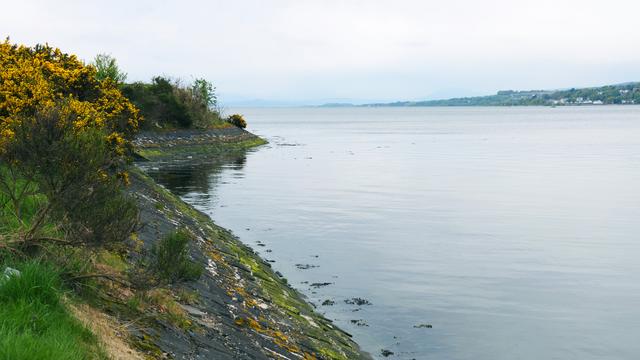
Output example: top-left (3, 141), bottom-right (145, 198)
top-left (152, 229), bottom-right (203, 283)
top-left (0, 261), bottom-right (105, 360)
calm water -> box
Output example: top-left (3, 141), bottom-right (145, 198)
top-left (142, 106), bottom-right (640, 359)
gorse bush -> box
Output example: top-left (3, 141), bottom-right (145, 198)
top-left (3, 101), bottom-right (137, 248)
top-left (0, 39), bottom-right (139, 249)
top-left (227, 114), bottom-right (247, 128)
top-left (0, 40), bottom-right (139, 156)
top-left (152, 229), bottom-right (203, 283)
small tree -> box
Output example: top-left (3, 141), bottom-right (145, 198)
top-left (191, 78), bottom-right (218, 111)
top-left (92, 54), bottom-right (127, 84)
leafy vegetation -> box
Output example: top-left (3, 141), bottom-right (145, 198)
top-left (89, 52), bottom-right (252, 130)
top-left (121, 77), bottom-right (228, 130)
top-left (92, 54), bottom-right (127, 84)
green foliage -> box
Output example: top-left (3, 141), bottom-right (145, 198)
top-left (121, 77), bottom-right (224, 130)
top-left (121, 77), bottom-right (190, 128)
top-left (92, 54), bottom-right (127, 84)
top-left (151, 77), bottom-right (192, 128)
top-left (179, 78), bottom-right (220, 129)
top-left (0, 261), bottom-right (104, 360)
top-left (151, 229), bottom-right (203, 283)
top-left (227, 114), bottom-right (247, 129)
top-left (191, 78), bottom-right (218, 110)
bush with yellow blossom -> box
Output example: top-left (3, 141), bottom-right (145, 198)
top-left (0, 39), bottom-right (140, 248)
top-left (0, 39), bottom-right (139, 156)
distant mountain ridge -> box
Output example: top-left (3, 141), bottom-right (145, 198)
top-left (321, 82), bottom-right (640, 107)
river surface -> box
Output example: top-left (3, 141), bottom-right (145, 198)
top-left (141, 106), bottom-right (640, 359)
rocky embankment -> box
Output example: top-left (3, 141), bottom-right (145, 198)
top-left (134, 127), bottom-right (267, 161)
top-left (128, 130), bottom-right (369, 359)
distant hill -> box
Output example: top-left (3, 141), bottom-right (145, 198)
top-left (324, 82), bottom-right (640, 107)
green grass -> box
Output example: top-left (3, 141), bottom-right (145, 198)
top-left (0, 169), bottom-right (104, 358)
top-left (0, 261), bottom-right (105, 360)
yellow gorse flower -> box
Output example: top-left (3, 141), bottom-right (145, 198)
top-left (0, 39), bottom-right (140, 157)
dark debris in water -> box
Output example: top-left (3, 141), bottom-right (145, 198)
top-left (344, 297), bottom-right (372, 306)
top-left (414, 323), bottom-right (433, 329)
top-left (321, 299), bottom-right (335, 306)
top-left (310, 282), bottom-right (333, 288)
top-left (277, 143), bottom-right (303, 147)
top-left (295, 263), bottom-right (319, 270)
top-left (381, 349), bottom-right (394, 357)
top-left (350, 319), bottom-right (369, 327)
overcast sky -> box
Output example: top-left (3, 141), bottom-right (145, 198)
top-left (2, 0), bottom-right (640, 105)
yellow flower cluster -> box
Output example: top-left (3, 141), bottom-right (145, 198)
top-left (0, 39), bottom-right (140, 155)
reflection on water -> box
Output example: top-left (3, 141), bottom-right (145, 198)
top-left (139, 106), bottom-right (640, 360)
top-left (140, 154), bottom-right (246, 201)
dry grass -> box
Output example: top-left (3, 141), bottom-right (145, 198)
top-left (69, 303), bottom-right (145, 360)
